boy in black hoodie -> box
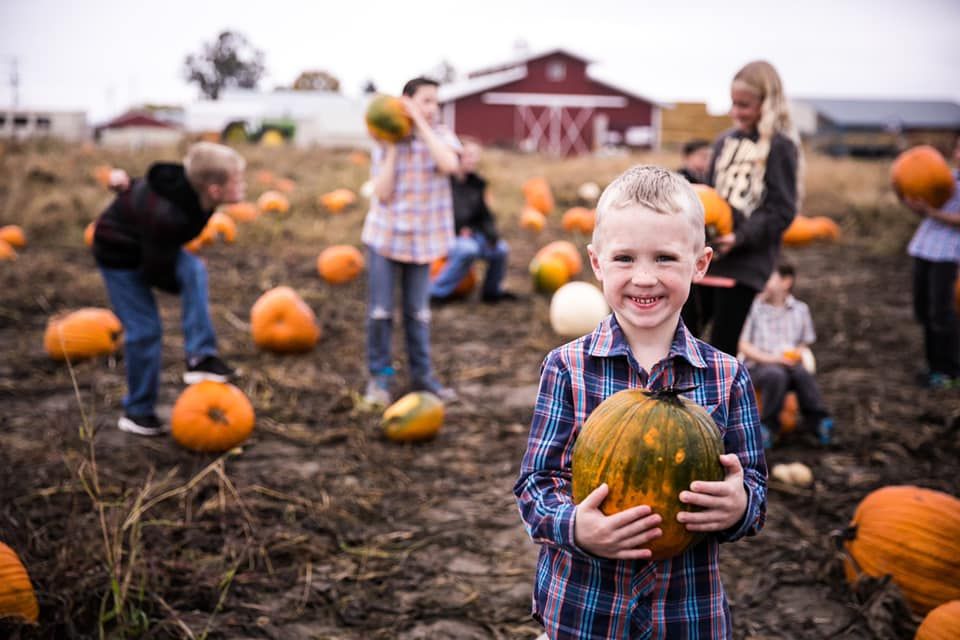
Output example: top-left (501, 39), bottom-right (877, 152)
top-left (429, 138), bottom-right (516, 303)
top-left (93, 142), bottom-right (246, 436)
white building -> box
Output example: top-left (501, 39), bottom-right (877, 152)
top-left (0, 108), bottom-right (88, 142)
top-left (184, 89), bottom-right (370, 149)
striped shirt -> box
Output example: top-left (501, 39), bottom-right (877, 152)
top-left (739, 295), bottom-right (816, 360)
top-left (361, 125), bottom-right (460, 264)
top-left (907, 171), bottom-right (960, 262)
top-left (514, 315), bottom-right (767, 639)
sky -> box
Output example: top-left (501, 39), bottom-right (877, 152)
top-left (2, 0), bottom-right (958, 123)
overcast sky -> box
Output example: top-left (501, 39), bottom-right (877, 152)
top-left (2, 0), bottom-right (958, 122)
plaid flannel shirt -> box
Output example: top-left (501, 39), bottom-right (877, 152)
top-left (514, 315), bottom-right (767, 639)
top-left (907, 171), bottom-right (960, 263)
top-left (361, 124), bottom-right (460, 264)
top-left (739, 295), bottom-right (816, 360)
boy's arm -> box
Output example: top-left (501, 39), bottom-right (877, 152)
top-left (902, 197), bottom-right (960, 227)
top-left (513, 352), bottom-right (587, 555)
top-left (715, 363), bottom-right (767, 542)
top-left (738, 339), bottom-right (782, 365)
top-left (402, 97), bottom-right (459, 175)
top-left (372, 144), bottom-right (398, 203)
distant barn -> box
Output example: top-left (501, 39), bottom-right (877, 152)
top-left (95, 110), bottom-right (183, 149)
top-left (792, 98), bottom-right (960, 156)
top-left (439, 48), bottom-right (661, 156)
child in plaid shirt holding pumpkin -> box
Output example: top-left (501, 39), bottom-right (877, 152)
top-left (515, 166), bottom-right (767, 639)
top-left (361, 77), bottom-right (461, 405)
top-left (738, 261), bottom-right (834, 447)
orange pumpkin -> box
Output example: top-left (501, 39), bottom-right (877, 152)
top-left (365, 95), bottom-right (413, 143)
top-left (782, 215), bottom-right (819, 247)
top-left (257, 190), bottom-right (290, 214)
top-left (535, 240), bottom-right (583, 277)
top-left (221, 202), bottom-right (259, 223)
top-left (691, 184), bottom-right (733, 239)
top-left (206, 212), bottom-right (237, 243)
top-left (891, 145), bottom-right (956, 209)
top-left (754, 388), bottom-right (800, 436)
top-left (319, 188), bottom-right (357, 214)
top-left (561, 207), bottom-right (596, 234)
top-left (842, 485), bottom-right (960, 614)
top-left (44, 308), bottom-right (123, 361)
top-left (250, 286), bottom-right (320, 353)
top-left (522, 177), bottom-right (555, 215)
top-left (520, 206), bottom-right (547, 232)
top-left (317, 245), bottom-right (365, 284)
top-left (274, 177), bottom-right (296, 194)
top-left (92, 164), bottom-right (113, 188)
top-left (916, 600), bottom-right (960, 640)
top-left (84, 221), bottom-right (97, 247)
top-left (0, 225), bottom-right (27, 248)
top-left (171, 381), bottom-right (255, 452)
top-left (529, 254), bottom-right (571, 294)
top-left (0, 541), bottom-right (39, 624)
top-left (809, 216), bottom-right (841, 241)
top-left (430, 257), bottom-right (477, 297)
top-left (348, 150), bottom-right (370, 167)
top-left (0, 239), bottom-right (16, 261)
top-left (572, 387), bottom-right (725, 561)
top-left (254, 169), bottom-right (275, 187)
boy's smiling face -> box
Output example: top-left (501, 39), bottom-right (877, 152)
top-left (589, 204), bottom-right (711, 339)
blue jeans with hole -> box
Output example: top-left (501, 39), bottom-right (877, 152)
top-left (100, 250), bottom-right (218, 416)
top-left (365, 246), bottom-right (434, 385)
top-left (429, 233), bottom-right (509, 299)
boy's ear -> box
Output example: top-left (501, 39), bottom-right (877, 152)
top-left (587, 244), bottom-right (603, 282)
top-left (692, 245), bottom-right (714, 282)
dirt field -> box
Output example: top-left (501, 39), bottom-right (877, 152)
top-left (1, 141), bottom-right (958, 639)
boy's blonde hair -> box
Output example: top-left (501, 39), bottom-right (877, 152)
top-left (593, 165), bottom-right (705, 250)
top-left (732, 60), bottom-right (804, 204)
top-left (183, 142), bottom-right (245, 190)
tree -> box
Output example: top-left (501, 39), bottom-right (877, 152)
top-left (184, 31), bottom-right (266, 100)
top-left (362, 79), bottom-right (378, 94)
top-left (291, 70), bottom-right (340, 92)
top-left (428, 59), bottom-right (457, 84)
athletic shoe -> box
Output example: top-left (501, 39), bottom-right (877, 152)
top-left (117, 413), bottom-right (168, 437)
top-left (184, 355), bottom-right (235, 384)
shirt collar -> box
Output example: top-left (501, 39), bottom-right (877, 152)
top-left (587, 314), bottom-right (708, 369)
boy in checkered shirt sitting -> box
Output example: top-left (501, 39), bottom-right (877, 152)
top-left (361, 77), bottom-right (462, 405)
top-left (514, 166), bottom-right (767, 639)
top-left (738, 261), bottom-right (834, 447)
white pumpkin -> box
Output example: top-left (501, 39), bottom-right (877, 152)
top-left (549, 282), bottom-right (609, 337)
top-left (577, 181), bottom-right (601, 202)
top-left (799, 346), bottom-right (816, 374)
top-left (770, 462), bottom-right (814, 487)
top-left (360, 179), bottom-right (375, 199)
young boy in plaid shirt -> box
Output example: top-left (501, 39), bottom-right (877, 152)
top-left (361, 77), bottom-right (461, 405)
top-left (515, 166), bottom-right (767, 639)
top-left (738, 262), bottom-right (834, 447)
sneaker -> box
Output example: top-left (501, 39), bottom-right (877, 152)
top-left (184, 355), bottom-right (235, 384)
top-left (118, 413), bottom-right (169, 437)
top-left (363, 375), bottom-right (392, 406)
top-left (816, 417), bottom-right (834, 446)
top-left (412, 378), bottom-right (458, 403)
top-left (481, 290), bottom-right (521, 304)
top-left (919, 372), bottom-right (960, 390)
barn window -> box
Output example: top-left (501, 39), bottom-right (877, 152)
top-left (36, 117), bottom-right (51, 130)
top-left (546, 61), bottom-right (566, 82)
top-left (0, 115), bottom-right (6, 129)
top-left (13, 115), bottom-right (28, 128)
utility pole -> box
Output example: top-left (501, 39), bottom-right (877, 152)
top-left (10, 56), bottom-right (19, 109)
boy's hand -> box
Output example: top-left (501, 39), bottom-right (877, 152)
top-left (108, 169), bottom-right (130, 192)
top-left (400, 96), bottom-right (428, 131)
top-left (903, 196), bottom-right (933, 217)
top-left (574, 483), bottom-right (662, 560)
top-left (676, 454), bottom-right (747, 532)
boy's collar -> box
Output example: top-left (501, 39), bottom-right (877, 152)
top-left (588, 315), bottom-right (707, 369)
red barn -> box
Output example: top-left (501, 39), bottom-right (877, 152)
top-left (439, 48), bottom-right (661, 156)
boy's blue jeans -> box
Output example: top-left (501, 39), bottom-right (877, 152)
top-left (100, 250), bottom-right (218, 416)
top-left (365, 247), bottom-right (434, 385)
top-left (429, 233), bottom-right (509, 299)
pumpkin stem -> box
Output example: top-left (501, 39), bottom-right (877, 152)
top-left (645, 385), bottom-right (698, 406)
top-left (207, 407), bottom-right (230, 425)
top-left (830, 525), bottom-right (858, 550)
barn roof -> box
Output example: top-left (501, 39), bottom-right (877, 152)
top-left (439, 48), bottom-right (662, 107)
top-left (98, 110), bottom-right (177, 130)
top-left (796, 98), bottom-right (960, 129)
